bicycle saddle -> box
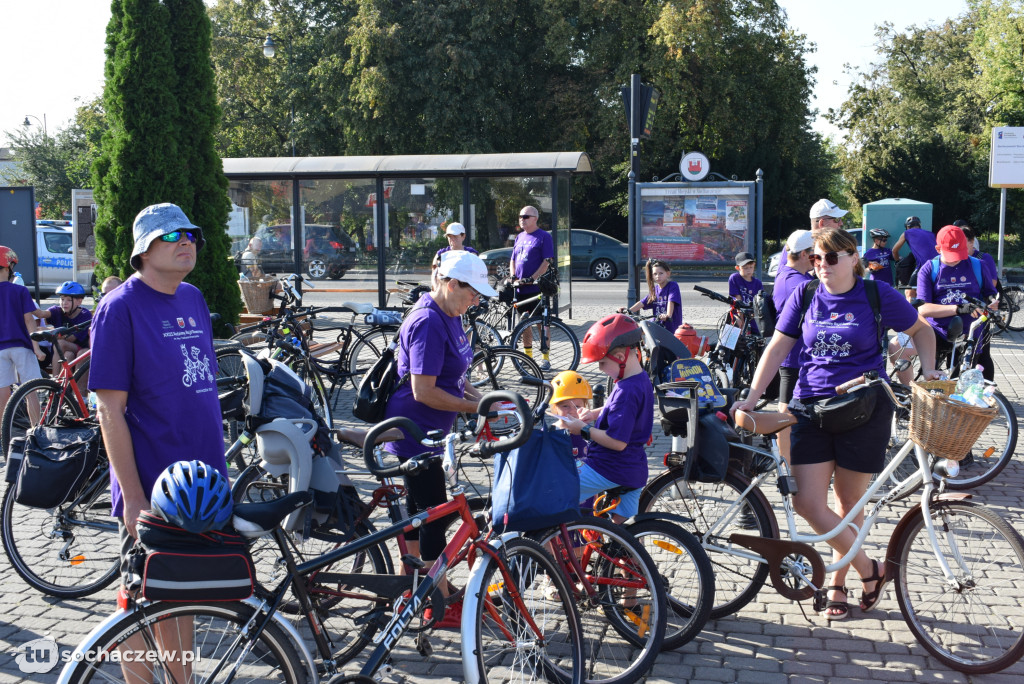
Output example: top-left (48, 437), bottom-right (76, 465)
top-left (334, 426), bottom-right (404, 448)
top-left (734, 410), bottom-right (797, 435)
top-left (233, 491), bottom-right (313, 538)
top-left (342, 301), bottom-right (373, 315)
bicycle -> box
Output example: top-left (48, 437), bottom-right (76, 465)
top-left (505, 283), bottom-right (581, 374)
top-left (693, 285), bottom-right (771, 405)
top-left (993, 281), bottom-right (1024, 333)
top-left (641, 372), bottom-right (1024, 674)
top-left (1, 418), bottom-right (119, 598)
top-left (1, 320), bottom-right (93, 457)
top-left (60, 391), bottom-right (586, 684)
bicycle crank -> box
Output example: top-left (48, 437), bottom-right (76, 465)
top-left (729, 534), bottom-right (825, 601)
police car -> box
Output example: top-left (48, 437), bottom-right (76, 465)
top-left (35, 221), bottom-right (91, 294)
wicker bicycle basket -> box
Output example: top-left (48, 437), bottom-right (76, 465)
top-left (909, 380), bottom-right (997, 461)
top-left (238, 279), bottom-right (274, 315)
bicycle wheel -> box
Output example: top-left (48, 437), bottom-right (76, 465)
top-left (466, 537), bottom-right (584, 684)
top-left (641, 468), bottom-right (776, 619)
top-left (1001, 285), bottom-right (1024, 332)
top-left (232, 465), bottom-right (391, 665)
top-left (942, 390), bottom-right (1017, 490)
top-left (626, 518), bottom-right (713, 651)
top-left (467, 318), bottom-right (505, 352)
top-left (347, 326), bottom-right (392, 381)
top-left (72, 356), bottom-right (92, 410)
top-left (509, 317), bottom-right (580, 374)
top-left (467, 348), bottom-right (545, 415)
top-left (869, 386), bottom-right (920, 503)
top-left (214, 346), bottom-right (256, 470)
top-left (894, 500), bottom-right (1024, 674)
top-left (1, 377), bottom-right (84, 458)
top-left (62, 601), bottom-right (309, 683)
top-left (1, 469), bottom-right (119, 598)
top-left (530, 517), bottom-right (667, 684)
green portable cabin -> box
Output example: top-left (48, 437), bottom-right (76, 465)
top-left (860, 198), bottom-right (933, 251)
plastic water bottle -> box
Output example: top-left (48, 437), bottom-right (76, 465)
top-left (12, 272), bottom-right (24, 286)
top-left (87, 392), bottom-right (99, 414)
top-left (238, 272), bottom-right (249, 282)
top-left (955, 366), bottom-right (984, 395)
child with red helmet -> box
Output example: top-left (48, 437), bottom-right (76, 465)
top-left (554, 314), bottom-right (653, 521)
top-left (0, 245), bottom-right (45, 420)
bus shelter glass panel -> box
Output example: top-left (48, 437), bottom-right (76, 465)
top-left (556, 174), bottom-right (571, 314)
top-left (226, 179), bottom-right (294, 277)
top-left (297, 178), bottom-right (376, 280)
top-left (467, 176), bottom-right (555, 284)
top-left (379, 177), bottom-right (457, 286)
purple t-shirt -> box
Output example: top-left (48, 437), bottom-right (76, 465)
top-left (385, 293), bottom-right (474, 459)
top-left (46, 305), bottom-right (92, 347)
top-left (863, 247), bottom-right (894, 285)
top-left (776, 278), bottom-right (918, 399)
top-left (569, 433), bottom-right (588, 461)
top-left (917, 258), bottom-right (997, 341)
top-left (641, 280), bottom-right (682, 331)
top-left (435, 245), bottom-right (478, 261)
top-left (973, 250), bottom-right (998, 286)
top-left (88, 277), bottom-right (225, 516)
top-left (773, 264), bottom-right (813, 368)
top-left (728, 273), bottom-right (763, 307)
top-left (902, 228), bottom-right (937, 266)
top-left (0, 282), bottom-right (36, 352)
top-left (585, 372), bottom-right (653, 489)
top-left (511, 229), bottom-right (554, 296)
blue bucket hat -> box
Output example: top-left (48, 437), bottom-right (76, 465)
top-left (130, 203), bottom-right (205, 270)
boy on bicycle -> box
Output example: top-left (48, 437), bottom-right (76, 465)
top-left (729, 252), bottom-right (763, 333)
top-left (553, 315), bottom-right (652, 523)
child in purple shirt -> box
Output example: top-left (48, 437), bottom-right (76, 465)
top-left (557, 315), bottom-right (653, 521)
top-left (627, 259), bottom-right (682, 332)
top-left (729, 252), bottom-right (763, 333)
top-left (862, 229), bottom-right (894, 286)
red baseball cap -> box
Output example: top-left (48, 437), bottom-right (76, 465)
top-left (936, 225), bottom-right (969, 261)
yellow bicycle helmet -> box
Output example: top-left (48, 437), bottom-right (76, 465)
top-left (551, 370), bottom-right (593, 405)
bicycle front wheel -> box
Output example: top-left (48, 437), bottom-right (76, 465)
top-left (467, 348), bottom-right (545, 415)
top-left (509, 317), bottom-right (580, 374)
top-left (530, 517), bottom-right (667, 684)
top-left (942, 390), bottom-right (1017, 490)
top-left (467, 318), bottom-right (505, 351)
top-left (1, 377), bottom-right (84, 459)
top-left (641, 467), bottom-right (776, 619)
top-left (347, 326), bottom-right (392, 382)
top-left (61, 601), bottom-right (309, 683)
top-left (1, 472), bottom-right (118, 598)
top-left (465, 537), bottom-right (584, 684)
top-left (1001, 285), bottom-right (1024, 332)
top-left (894, 500), bottom-right (1024, 674)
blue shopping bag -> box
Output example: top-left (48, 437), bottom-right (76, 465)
top-left (491, 420), bottom-right (581, 533)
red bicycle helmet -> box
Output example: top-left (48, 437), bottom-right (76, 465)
top-left (0, 245), bottom-right (17, 270)
top-left (581, 314), bottom-right (643, 379)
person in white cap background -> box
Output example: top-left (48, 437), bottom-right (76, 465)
top-left (780, 198), bottom-right (849, 264)
top-left (381, 249), bottom-right (497, 629)
top-left (89, 203), bottom-right (226, 543)
top-left (430, 222), bottom-right (477, 287)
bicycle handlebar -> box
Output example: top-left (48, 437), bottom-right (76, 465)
top-left (362, 390), bottom-right (533, 478)
top-left (833, 371), bottom-right (906, 408)
top-left (693, 285), bottom-right (733, 306)
top-left (30, 319), bottom-right (92, 342)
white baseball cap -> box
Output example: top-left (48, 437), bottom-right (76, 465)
top-left (809, 198), bottom-right (848, 220)
top-left (786, 229), bottom-right (814, 253)
top-left (438, 250), bottom-right (497, 297)
top-left (445, 222), bottom-right (466, 236)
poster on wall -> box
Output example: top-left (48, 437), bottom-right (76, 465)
top-left (638, 185), bottom-right (751, 264)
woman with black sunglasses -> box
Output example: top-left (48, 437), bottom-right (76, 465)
top-left (731, 228), bottom-right (940, 621)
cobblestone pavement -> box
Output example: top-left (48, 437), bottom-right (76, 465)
top-left (2, 280), bottom-right (1023, 683)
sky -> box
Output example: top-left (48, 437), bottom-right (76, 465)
top-left (1, 0), bottom-right (972, 148)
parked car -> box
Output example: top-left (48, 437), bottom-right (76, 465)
top-left (479, 229), bottom-right (629, 282)
top-left (33, 222), bottom-right (92, 294)
top-left (234, 223), bottom-right (356, 279)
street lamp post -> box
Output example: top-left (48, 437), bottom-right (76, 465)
top-left (22, 114), bottom-right (47, 138)
top-left (262, 34), bottom-right (295, 157)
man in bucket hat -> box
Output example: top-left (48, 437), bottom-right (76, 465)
top-left (89, 203), bottom-right (227, 545)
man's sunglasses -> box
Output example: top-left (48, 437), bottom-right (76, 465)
top-left (809, 250), bottom-right (853, 266)
top-left (519, 214), bottom-right (537, 220)
top-left (158, 230), bottom-right (198, 244)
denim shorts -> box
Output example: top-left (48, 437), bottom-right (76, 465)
top-left (788, 387), bottom-right (894, 473)
top-left (577, 461), bottom-right (641, 518)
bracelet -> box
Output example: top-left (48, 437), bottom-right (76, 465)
top-left (580, 425), bottom-right (592, 441)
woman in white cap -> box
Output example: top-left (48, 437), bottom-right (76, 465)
top-left (382, 250), bottom-right (496, 628)
top-left (430, 222), bottom-right (477, 287)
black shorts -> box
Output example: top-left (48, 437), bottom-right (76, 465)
top-left (778, 366), bottom-right (800, 405)
top-left (788, 387), bottom-right (894, 473)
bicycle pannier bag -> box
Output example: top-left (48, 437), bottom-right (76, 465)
top-left (127, 510), bottom-right (255, 602)
top-left (5, 437), bottom-right (26, 484)
top-left (491, 420), bottom-right (581, 533)
top-left (15, 422), bottom-right (101, 508)
top-left (812, 388), bottom-right (878, 434)
top-left (352, 340), bottom-right (408, 424)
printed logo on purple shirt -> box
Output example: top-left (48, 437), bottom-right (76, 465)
top-left (176, 317), bottom-right (185, 328)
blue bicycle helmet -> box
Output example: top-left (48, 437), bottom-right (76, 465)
top-left (151, 460), bottom-right (233, 534)
top-left (56, 281), bottom-right (87, 297)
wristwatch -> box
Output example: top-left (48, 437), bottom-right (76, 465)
top-left (580, 425), bottom-right (592, 441)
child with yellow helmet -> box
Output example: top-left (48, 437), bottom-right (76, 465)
top-left (548, 370), bottom-right (593, 460)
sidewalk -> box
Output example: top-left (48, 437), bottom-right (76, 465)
top-left (1, 297), bottom-right (1022, 683)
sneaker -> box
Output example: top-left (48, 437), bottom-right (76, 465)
top-left (431, 599), bottom-right (463, 630)
top-left (539, 360), bottom-right (552, 371)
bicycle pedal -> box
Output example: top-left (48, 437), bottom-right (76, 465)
top-left (415, 632), bottom-right (433, 658)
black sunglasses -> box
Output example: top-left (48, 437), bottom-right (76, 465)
top-left (519, 214), bottom-right (537, 220)
top-left (159, 230), bottom-right (198, 244)
top-left (809, 250), bottom-right (853, 266)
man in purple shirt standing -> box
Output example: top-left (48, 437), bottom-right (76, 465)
top-left (90, 204), bottom-right (225, 541)
top-left (509, 206), bottom-right (555, 369)
top-left (891, 216), bottom-right (936, 297)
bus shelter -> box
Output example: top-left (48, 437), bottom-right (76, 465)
top-left (222, 152), bottom-right (592, 310)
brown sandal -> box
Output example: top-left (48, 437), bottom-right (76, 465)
top-left (860, 559), bottom-right (889, 612)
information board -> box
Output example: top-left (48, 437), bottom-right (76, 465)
top-left (637, 184), bottom-right (753, 264)
top-left (989, 127), bottom-right (1024, 188)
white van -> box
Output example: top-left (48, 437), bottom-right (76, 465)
top-left (34, 221), bottom-right (91, 294)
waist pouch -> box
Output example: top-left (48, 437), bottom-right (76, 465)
top-left (126, 511), bottom-right (255, 602)
top-left (810, 387), bottom-right (878, 434)
top-left (15, 421), bottom-right (101, 508)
